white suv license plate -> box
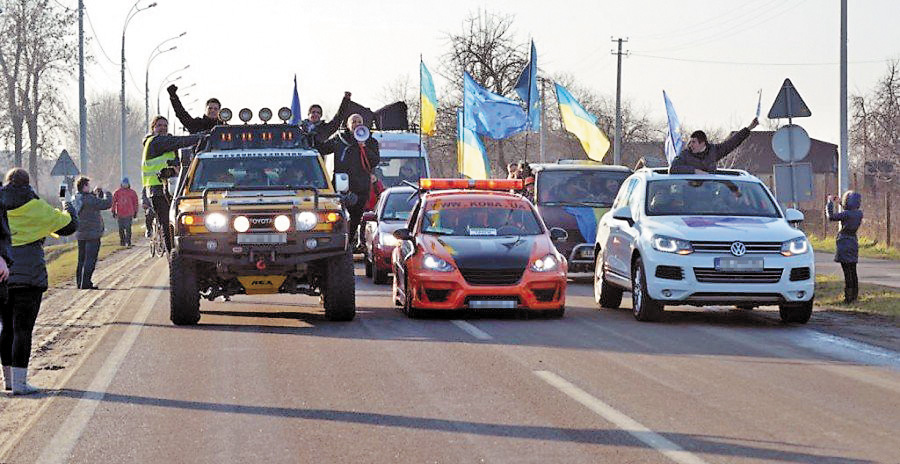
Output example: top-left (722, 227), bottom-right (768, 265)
top-left (468, 300), bottom-right (517, 309)
top-left (715, 257), bottom-right (764, 272)
top-left (237, 233), bottom-right (287, 244)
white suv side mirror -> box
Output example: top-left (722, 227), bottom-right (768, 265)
top-left (785, 208), bottom-right (804, 223)
top-left (612, 206), bottom-right (634, 226)
top-left (334, 173), bottom-right (350, 193)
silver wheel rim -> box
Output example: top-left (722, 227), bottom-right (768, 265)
top-left (594, 257), bottom-right (603, 301)
top-left (633, 266), bottom-right (643, 314)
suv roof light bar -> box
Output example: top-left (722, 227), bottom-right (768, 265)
top-left (419, 178), bottom-right (523, 191)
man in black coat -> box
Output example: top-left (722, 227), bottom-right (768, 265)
top-left (318, 114), bottom-right (380, 248)
top-left (168, 85), bottom-right (223, 134)
top-left (301, 92), bottom-right (352, 145)
top-left (669, 118), bottom-right (759, 174)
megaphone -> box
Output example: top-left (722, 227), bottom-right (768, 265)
top-left (353, 125), bottom-right (370, 142)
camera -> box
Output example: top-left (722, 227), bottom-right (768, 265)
top-left (157, 167), bottom-right (178, 180)
top-left (58, 184), bottom-right (67, 198)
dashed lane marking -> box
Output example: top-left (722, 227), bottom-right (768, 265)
top-left (534, 370), bottom-right (710, 464)
top-left (35, 273), bottom-right (166, 464)
top-left (451, 320), bottom-right (493, 340)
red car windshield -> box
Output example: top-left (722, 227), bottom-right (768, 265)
top-left (420, 198), bottom-right (542, 236)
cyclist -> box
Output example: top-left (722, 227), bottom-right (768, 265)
top-left (142, 115), bottom-right (204, 251)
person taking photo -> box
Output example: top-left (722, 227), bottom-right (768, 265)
top-left (73, 176), bottom-right (111, 290)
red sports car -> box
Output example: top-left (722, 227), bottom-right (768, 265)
top-left (391, 179), bottom-right (568, 318)
top-left (363, 186), bottom-right (418, 284)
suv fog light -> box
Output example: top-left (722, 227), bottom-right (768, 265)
top-left (662, 289), bottom-right (672, 298)
top-left (797, 291), bottom-right (805, 298)
top-left (206, 240), bottom-right (218, 251)
top-left (274, 214), bottom-right (291, 232)
top-left (305, 238), bottom-right (318, 249)
top-left (233, 216), bottom-right (250, 232)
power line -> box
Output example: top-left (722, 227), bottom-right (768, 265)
top-left (630, 52), bottom-right (898, 66)
top-left (632, 0), bottom-right (780, 42)
top-left (84, 7), bottom-right (119, 66)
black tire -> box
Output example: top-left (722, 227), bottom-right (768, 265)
top-left (364, 256), bottom-right (373, 278)
top-left (373, 266), bottom-right (390, 285)
top-left (632, 257), bottom-right (664, 322)
top-left (402, 277), bottom-right (421, 318)
top-left (545, 307), bottom-right (565, 318)
top-left (779, 300), bottom-right (813, 324)
top-left (593, 253), bottom-right (622, 309)
top-left (322, 251), bottom-right (356, 321)
top-left (170, 251), bottom-right (200, 325)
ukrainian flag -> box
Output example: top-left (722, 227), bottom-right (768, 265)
top-left (456, 108), bottom-right (489, 179)
top-left (555, 83), bottom-right (610, 162)
top-left (421, 61), bottom-right (437, 136)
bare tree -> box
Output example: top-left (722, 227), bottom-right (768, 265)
top-left (851, 61), bottom-right (899, 181)
top-left (379, 73), bottom-right (419, 129)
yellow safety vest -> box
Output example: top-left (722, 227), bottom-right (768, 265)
top-left (142, 136), bottom-right (176, 188)
top-left (7, 199), bottom-right (72, 246)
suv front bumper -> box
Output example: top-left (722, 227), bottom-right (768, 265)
top-left (642, 249), bottom-right (815, 305)
top-left (175, 232), bottom-right (348, 269)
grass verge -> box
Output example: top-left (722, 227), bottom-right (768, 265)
top-left (46, 224), bottom-right (143, 288)
top-left (808, 234), bottom-right (900, 261)
top-left (815, 274), bottom-right (900, 318)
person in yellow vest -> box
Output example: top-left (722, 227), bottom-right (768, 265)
top-left (142, 115), bottom-right (204, 252)
top-left (0, 168), bottom-right (77, 395)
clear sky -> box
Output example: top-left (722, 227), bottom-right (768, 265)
top-left (75, 0), bottom-right (899, 145)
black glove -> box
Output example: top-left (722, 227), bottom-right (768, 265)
top-left (158, 167), bottom-right (177, 180)
top-left (167, 84), bottom-right (178, 96)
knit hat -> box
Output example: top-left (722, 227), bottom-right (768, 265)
top-left (121, 177), bottom-right (130, 186)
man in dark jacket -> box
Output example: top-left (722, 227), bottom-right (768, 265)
top-left (142, 115), bottom-right (205, 251)
top-left (669, 118), bottom-right (759, 174)
top-left (73, 176), bottom-right (111, 289)
top-left (167, 85), bottom-right (222, 134)
top-left (318, 114), bottom-right (380, 248)
top-left (301, 92), bottom-right (352, 145)
top-left (1, 168), bottom-right (77, 394)
top-left (826, 191), bottom-right (863, 303)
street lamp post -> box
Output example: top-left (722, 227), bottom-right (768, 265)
top-left (145, 31), bottom-right (186, 131)
top-left (120, 0), bottom-right (156, 181)
top-left (155, 65), bottom-right (190, 113)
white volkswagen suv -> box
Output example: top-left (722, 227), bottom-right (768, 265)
top-left (593, 168), bottom-right (815, 323)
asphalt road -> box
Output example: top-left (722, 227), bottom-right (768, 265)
top-left (815, 252), bottom-right (900, 288)
top-left (4, 258), bottom-right (899, 464)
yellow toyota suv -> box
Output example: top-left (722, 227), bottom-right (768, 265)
top-left (167, 107), bottom-right (355, 325)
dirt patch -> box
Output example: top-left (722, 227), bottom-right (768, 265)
top-left (808, 307), bottom-right (900, 353)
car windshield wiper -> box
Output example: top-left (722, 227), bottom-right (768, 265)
top-left (422, 229), bottom-right (453, 235)
top-left (541, 201), bottom-right (583, 207)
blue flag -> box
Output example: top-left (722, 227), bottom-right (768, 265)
top-left (514, 41), bottom-right (540, 132)
top-left (290, 74), bottom-right (301, 125)
top-left (663, 90), bottom-right (682, 165)
top-left (463, 72), bottom-right (527, 140)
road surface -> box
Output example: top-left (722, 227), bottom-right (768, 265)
top-left (2, 253), bottom-right (898, 463)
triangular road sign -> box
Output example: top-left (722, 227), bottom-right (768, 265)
top-left (50, 149), bottom-right (80, 177)
top-left (768, 78), bottom-right (811, 119)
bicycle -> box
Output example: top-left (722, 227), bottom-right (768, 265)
top-left (149, 218), bottom-right (167, 258)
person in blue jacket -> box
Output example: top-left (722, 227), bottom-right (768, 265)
top-left (826, 191), bottom-right (864, 303)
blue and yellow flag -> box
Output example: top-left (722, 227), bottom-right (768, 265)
top-left (555, 83), bottom-right (610, 162)
top-left (463, 72), bottom-right (527, 140)
top-left (457, 108), bottom-right (490, 179)
top-left (290, 74), bottom-right (301, 125)
top-left (420, 61), bottom-right (437, 136)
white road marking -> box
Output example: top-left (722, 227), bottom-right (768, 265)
top-left (451, 320), bottom-right (492, 340)
top-left (534, 370), bottom-right (710, 464)
top-left (35, 274), bottom-right (165, 464)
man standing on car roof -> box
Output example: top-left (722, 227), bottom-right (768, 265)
top-left (317, 113), bottom-right (380, 250)
top-left (167, 85), bottom-right (222, 134)
top-left (669, 118), bottom-right (759, 174)
top-left (302, 92), bottom-right (352, 145)
top-left (142, 115), bottom-right (205, 252)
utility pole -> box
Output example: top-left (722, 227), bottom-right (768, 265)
top-left (839, 0), bottom-right (849, 195)
top-left (78, 0), bottom-right (87, 175)
top-left (611, 37), bottom-right (628, 166)
top-left (539, 77), bottom-right (546, 163)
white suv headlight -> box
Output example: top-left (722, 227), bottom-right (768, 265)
top-left (295, 211), bottom-right (317, 231)
top-left (422, 254), bottom-right (453, 272)
top-left (204, 213), bottom-right (228, 232)
top-left (781, 237), bottom-right (809, 256)
top-left (530, 254), bottom-right (558, 272)
top-left (651, 235), bottom-right (693, 255)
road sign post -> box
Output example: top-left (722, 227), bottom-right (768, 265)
top-left (768, 79), bottom-right (812, 209)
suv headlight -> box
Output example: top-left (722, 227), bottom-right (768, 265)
top-left (233, 215), bottom-right (250, 233)
top-left (295, 211), bottom-right (317, 231)
top-left (530, 254), bottom-right (558, 272)
top-left (380, 232), bottom-right (399, 247)
top-left (274, 215), bottom-right (291, 232)
top-left (781, 237), bottom-right (809, 256)
top-left (422, 254), bottom-right (453, 272)
top-left (204, 213), bottom-right (228, 232)
top-left (651, 235), bottom-right (693, 255)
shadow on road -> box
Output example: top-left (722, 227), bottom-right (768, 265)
top-left (43, 388), bottom-right (873, 464)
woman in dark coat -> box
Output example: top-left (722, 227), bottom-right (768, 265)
top-left (826, 191), bottom-right (863, 303)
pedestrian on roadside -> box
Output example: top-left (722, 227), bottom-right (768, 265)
top-left (73, 176), bottom-right (111, 290)
top-left (111, 178), bottom-right (139, 247)
top-left (826, 191), bottom-right (864, 303)
top-left (1, 168), bottom-right (77, 395)
top-left (669, 118), bottom-right (759, 174)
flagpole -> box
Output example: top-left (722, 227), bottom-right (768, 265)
top-left (418, 54), bottom-right (423, 159)
top-left (539, 77), bottom-right (546, 163)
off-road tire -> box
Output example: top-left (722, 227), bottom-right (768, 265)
top-left (322, 251), bottom-right (356, 321)
top-left (170, 251), bottom-right (200, 325)
top-left (632, 256), bottom-right (664, 322)
top-left (594, 253), bottom-right (623, 309)
top-left (373, 266), bottom-right (390, 285)
top-left (779, 300), bottom-right (813, 324)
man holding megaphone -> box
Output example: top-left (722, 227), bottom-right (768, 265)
top-left (318, 113), bottom-right (380, 250)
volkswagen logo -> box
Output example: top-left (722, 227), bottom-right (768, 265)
top-left (730, 241), bottom-right (747, 257)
